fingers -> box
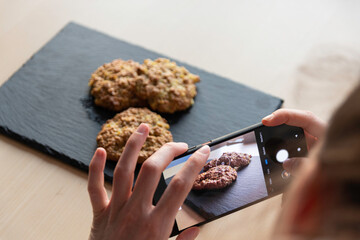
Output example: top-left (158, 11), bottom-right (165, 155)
top-left (283, 157), bottom-right (306, 176)
top-left (111, 123), bottom-right (149, 207)
top-left (262, 109), bottom-right (326, 138)
top-left (131, 142), bottom-right (188, 205)
top-left (175, 227), bottom-right (200, 240)
top-left (88, 148), bottom-right (109, 214)
top-left (304, 132), bottom-right (317, 150)
top-left (155, 145), bottom-right (210, 218)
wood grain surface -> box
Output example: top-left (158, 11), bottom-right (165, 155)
top-left (1, 1), bottom-right (360, 240)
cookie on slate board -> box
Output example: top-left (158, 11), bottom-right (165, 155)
top-left (89, 59), bottom-right (147, 111)
top-left (136, 58), bottom-right (200, 113)
top-left (97, 107), bottom-right (173, 163)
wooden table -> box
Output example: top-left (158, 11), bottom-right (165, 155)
top-left (1, 1), bottom-right (360, 239)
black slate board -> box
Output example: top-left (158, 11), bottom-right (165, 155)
top-left (184, 156), bottom-right (268, 219)
top-left (0, 22), bottom-right (283, 181)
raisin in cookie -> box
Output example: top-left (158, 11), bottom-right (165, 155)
top-left (96, 108), bottom-right (172, 163)
top-left (89, 59), bottom-right (146, 111)
top-left (136, 58), bottom-right (200, 113)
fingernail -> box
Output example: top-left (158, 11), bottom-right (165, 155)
top-left (178, 227), bottom-right (200, 240)
top-left (199, 145), bottom-right (210, 154)
top-left (94, 147), bottom-right (107, 159)
top-left (136, 123), bottom-right (148, 134)
top-left (263, 113), bottom-right (274, 121)
top-left (188, 227), bottom-right (200, 239)
top-left (178, 142), bottom-right (188, 148)
top-left (96, 147), bottom-right (104, 155)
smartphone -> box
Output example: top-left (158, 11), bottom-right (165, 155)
top-left (154, 123), bottom-right (308, 237)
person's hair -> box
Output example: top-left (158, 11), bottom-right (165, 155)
top-left (318, 82), bottom-right (360, 238)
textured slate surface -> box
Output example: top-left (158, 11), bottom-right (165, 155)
top-left (184, 156), bottom-right (267, 219)
top-left (0, 22), bottom-right (283, 181)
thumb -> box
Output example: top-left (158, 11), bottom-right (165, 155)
top-left (175, 227), bottom-right (200, 240)
top-left (283, 157), bottom-right (307, 176)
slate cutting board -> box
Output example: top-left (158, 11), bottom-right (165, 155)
top-left (0, 22), bottom-right (283, 182)
top-left (184, 156), bottom-right (268, 219)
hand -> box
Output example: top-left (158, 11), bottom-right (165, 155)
top-left (87, 123), bottom-right (210, 240)
top-left (282, 157), bottom-right (306, 176)
top-left (262, 109), bottom-right (326, 175)
top-left (262, 109), bottom-right (326, 149)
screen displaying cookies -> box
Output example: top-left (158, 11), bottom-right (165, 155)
top-left (163, 128), bottom-right (293, 231)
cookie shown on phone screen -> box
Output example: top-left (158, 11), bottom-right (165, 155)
top-left (89, 59), bottom-right (147, 111)
top-left (136, 58), bottom-right (200, 113)
top-left (192, 165), bottom-right (237, 191)
top-left (96, 107), bottom-right (173, 163)
top-left (203, 152), bottom-right (252, 172)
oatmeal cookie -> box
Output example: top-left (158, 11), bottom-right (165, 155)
top-left (89, 59), bottom-right (146, 111)
top-left (96, 108), bottom-right (172, 163)
top-left (136, 58), bottom-right (200, 113)
top-left (203, 152), bottom-right (252, 172)
top-left (192, 165), bottom-right (237, 190)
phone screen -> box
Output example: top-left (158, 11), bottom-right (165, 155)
top-left (159, 124), bottom-right (307, 234)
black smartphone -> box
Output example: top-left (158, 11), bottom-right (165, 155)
top-left (154, 123), bottom-right (308, 237)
